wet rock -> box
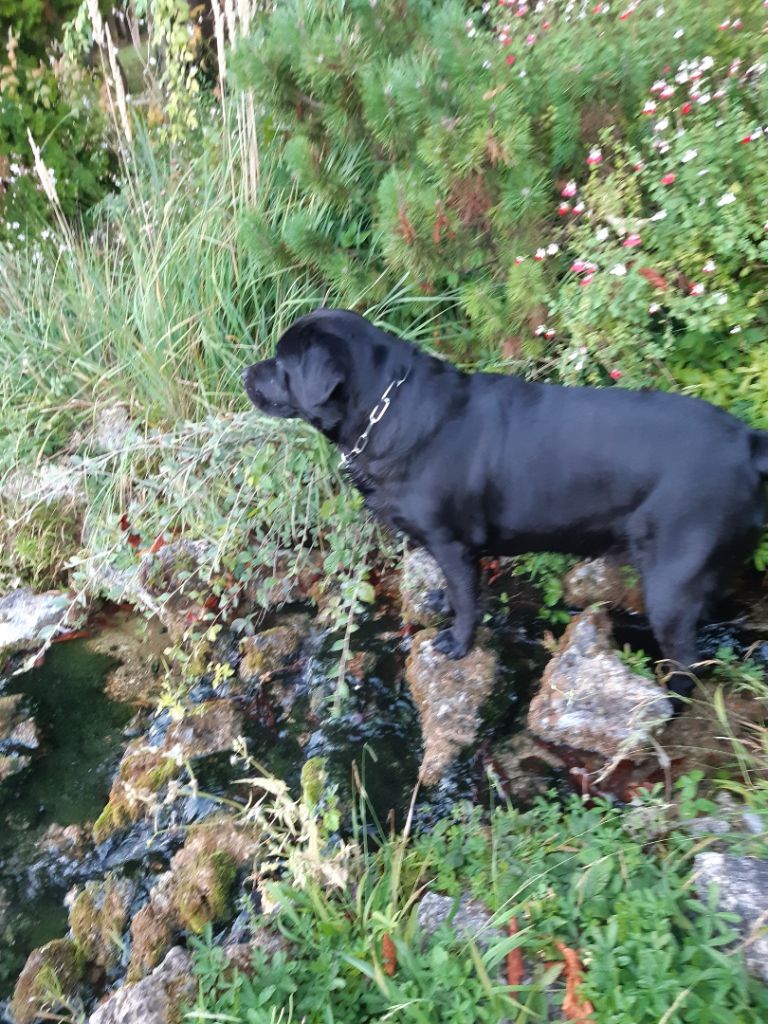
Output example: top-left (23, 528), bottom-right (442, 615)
top-left (346, 650), bottom-right (377, 681)
top-left (694, 853), bottom-right (768, 983)
top-left (400, 549), bottom-right (448, 628)
top-left (92, 739), bottom-right (180, 844)
top-left (127, 814), bottom-right (258, 980)
top-left (70, 874), bottom-right (137, 970)
top-left (0, 588), bottom-right (71, 663)
top-left (40, 822), bottom-right (92, 861)
top-left (238, 614), bottom-right (311, 683)
top-left (405, 628), bottom-right (497, 786)
top-left (88, 616), bottom-right (167, 706)
top-left (89, 946), bottom-right (195, 1024)
top-left (0, 693), bottom-right (39, 782)
top-left (417, 891), bottom-right (503, 951)
top-left (241, 550), bottom-right (323, 611)
top-left (563, 557), bottom-right (644, 614)
top-left (11, 938), bottom-right (85, 1024)
top-left (527, 610), bottom-right (672, 760)
top-left (493, 731), bottom-right (566, 804)
top-left (163, 699), bottom-right (244, 761)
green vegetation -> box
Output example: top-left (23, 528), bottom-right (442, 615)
top-left (189, 784), bottom-right (768, 1024)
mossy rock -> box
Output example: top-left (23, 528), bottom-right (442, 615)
top-left (127, 878), bottom-right (177, 983)
top-left (174, 848), bottom-right (237, 933)
top-left (11, 938), bottom-right (85, 1024)
top-left (92, 744), bottom-right (179, 843)
top-left (69, 874), bottom-right (136, 969)
top-left (238, 615), bottom-right (311, 682)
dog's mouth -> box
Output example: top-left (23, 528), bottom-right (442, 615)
top-left (242, 363), bottom-right (295, 418)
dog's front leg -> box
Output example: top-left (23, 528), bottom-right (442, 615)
top-left (426, 541), bottom-right (479, 659)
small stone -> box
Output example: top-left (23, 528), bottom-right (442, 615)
top-left (405, 629), bottom-right (497, 786)
top-left (694, 853), bottom-right (768, 983)
top-left (400, 549), bottom-right (449, 627)
top-left (563, 557), bottom-right (644, 614)
top-left (417, 891), bottom-right (503, 951)
top-left (89, 946), bottom-right (195, 1024)
top-left (163, 699), bottom-right (244, 761)
top-left (527, 610), bottom-right (672, 759)
top-left (238, 614), bottom-right (311, 682)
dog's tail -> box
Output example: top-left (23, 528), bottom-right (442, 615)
top-left (752, 430), bottom-right (768, 475)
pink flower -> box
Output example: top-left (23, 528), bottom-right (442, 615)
top-left (558, 203), bottom-right (571, 216)
top-left (609, 369), bottom-right (622, 380)
top-left (661, 172), bottom-right (676, 185)
top-left (634, 161), bottom-right (645, 171)
top-left (703, 259), bottom-right (716, 274)
top-left (572, 202), bottom-right (585, 215)
top-left (680, 101), bottom-right (692, 114)
top-left (579, 273), bottom-right (595, 286)
top-left (587, 148), bottom-right (603, 166)
top-left (525, 33), bottom-right (537, 45)
top-left (619, 5), bottom-right (636, 20)
top-left (689, 282), bottom-right (704, 296)
top-left (660, 85), bottom-right (675, 99)
top-left (623, 234), bottom-right (642, 248)
top-left (545, 328), bottom-right (556, 339)
top-left (571, 259), bottom-right (589, 273)
top-left (561, 180), bottom-right (578, 198)
top-left (643, 100), bottom-right (657, 115)
top-left (534, 248), bottom-right (546, 261)
top-left (506, 54), bottom-right (517, 65)
top-left (515, 255), bottom-right (526, 264)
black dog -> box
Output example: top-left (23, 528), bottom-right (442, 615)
top-left (243, 308), bottom-right (768, 700)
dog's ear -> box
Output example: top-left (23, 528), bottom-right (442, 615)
top-left (290, 342), bottom-right (345, 431)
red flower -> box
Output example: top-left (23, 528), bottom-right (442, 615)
top-left (506, 53), bottom-right (516, 65)
top-left (740, 135), bottom-right (752, 144)
top-left (680, 101), bottom-right (692, 114)
top-left (558, 203), bottom-right (571, 216)
top-left (609, 369), bottom-right (622, 380)
top-left (579, 273), bottom-right (595, 286)
top-left (661, 172), bottom-right (676, 185)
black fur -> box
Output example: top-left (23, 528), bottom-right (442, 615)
top-left (243, 308), bottom-right (768, 700)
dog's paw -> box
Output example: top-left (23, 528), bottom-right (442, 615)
top-left (423, 588), bottom-right (451, 616)
top-left (432, 628), bottom-right (471, 660)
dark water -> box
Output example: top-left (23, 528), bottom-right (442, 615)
top-left (0, 640), bottom-right (133, 997)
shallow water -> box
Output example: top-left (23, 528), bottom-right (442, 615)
top-left (0, 640), bottom-right (134, 997)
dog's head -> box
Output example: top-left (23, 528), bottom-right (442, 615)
top-left (243, 308), bottom-right (406, 439)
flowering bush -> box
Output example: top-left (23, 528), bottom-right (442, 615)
top-left (0, 32), bottom-right (114, 243)
top-left (234, 0), bottom-right (767, 418)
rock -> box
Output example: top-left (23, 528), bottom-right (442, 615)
top-left (563, 557), bottom-right (644, 614)
top-left (241, 550), bottom-right (323, 611)
top-left (11, 938), bottom-right (85, 1024)
top-left (89, 946), bottom-right (195, 1024)
top-left (88, 615), bottom-right (167, 706)
top-left (40, 822), bottom-right (91, 861)
top-left (527, 610), bottom-right (672, 760)
top-left (135, 539), bottom-right (217, 640)
top-left (163, 699), bottom-right (244, 761)
top-left (417, 891), bottom-right (503, 951)
top-left (400, 549), bottom-right (448, 627)
top-left (0, 693), bottom-right (39, 782)
top-left (405, 628), bottom-right (497, 786)
top-left (92, 404), bottom-right (133, 454)
top-left (70, 874), bottom-right (136, 970)
top-left (238, 614), bottom-right (311, 683)
top-left (694, 853), bottom-right (768, 983)
top-left (127, 814), bottom-right (259, 980)
top-left (0, 587), bottom-right (70, 663)
top-left (493, 731), bottom-right (566, 804)
top-left (92, 739), bottom-right (180, 843)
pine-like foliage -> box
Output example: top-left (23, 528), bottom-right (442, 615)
top-left (233, 0), bottom-right (768, 381)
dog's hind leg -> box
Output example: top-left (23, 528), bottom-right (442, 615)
top-left (426, 540), bottom-right (479, 660)
top-left (632, 519), bottom-right (720, 708)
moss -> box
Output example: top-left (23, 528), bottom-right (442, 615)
top-left (3, 501), bottom-right (82, 589)
top-left (69, 875), bottom-right (134, 969)
top-left (92, 802), bottom-right (124, 844)
top-left (10, 939), bottom-right (85, 1024)
top-left (174, 849), bottom-right (237, 933)
top-left (92, 749), bottom-right (179, 843)
top-left (127, 900), bottom-right (176, 983)
top-left (301, 756), bottom-right (328, 812)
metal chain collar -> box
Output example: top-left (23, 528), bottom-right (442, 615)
top-left (339, 373), bottom-right (408, 467)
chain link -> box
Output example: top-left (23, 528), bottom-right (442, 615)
top-left (339, 373), bottom-right (408, 466)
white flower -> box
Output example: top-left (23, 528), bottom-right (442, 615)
top-left (717, 192), bottom-right (737, 207)
top-left (655, 117), bottom-right (669, 132)
top-left (651, 210), bottom-right (668, 221)
top-left (714, 292), bottom-right (728, 304)
top-left (546, 243), bottom-right (560, 256)
top-left (730, 326), bottom-right (742, 334)
top-left (703, 259), bottom-right (716, 273)
top-left (681, 148), bottom-right (698, 162)
top-left (674, 28), bottom-right (684, 39)
top-left (596, 227), bottom-right (609, 241)
top-left (609, 263), bottom-right (627, 276)
top-left (649, 302), bottom-right (661, 313)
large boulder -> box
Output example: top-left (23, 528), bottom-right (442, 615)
top-left (0, 587), bottom-right (71, 664)
top-left (11, 939), bottom-right (85, 1024)
top-left (527, 609), bottom-right (672, 760)
top-left (405, 628), bottom-right (497, 785)
top-left (694, 853), bottom-right (768, 983)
